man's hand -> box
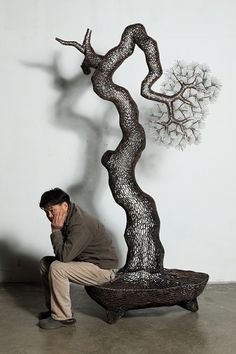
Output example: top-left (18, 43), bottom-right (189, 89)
top-left (51, 210), bottom-right (67, 232)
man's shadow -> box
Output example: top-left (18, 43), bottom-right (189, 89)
top-left (0, 237), bottom-right (44, 316)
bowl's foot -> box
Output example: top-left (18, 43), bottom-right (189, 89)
top-left (106, 309), bottom-right (126, 324)
top-left (105, 299), bottom-right (199, 324)
top-left (178, 298), bottom-right (199, 312)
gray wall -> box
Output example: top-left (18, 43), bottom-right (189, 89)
top-left (0, 0), bottom-right (235, 282)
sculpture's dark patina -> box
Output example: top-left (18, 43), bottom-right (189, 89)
top-left (56, 24), bottom-right (209, 323)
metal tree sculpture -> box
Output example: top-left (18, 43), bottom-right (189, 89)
top-left (56, 24), bottom-right (209, 323)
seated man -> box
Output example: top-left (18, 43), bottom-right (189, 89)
top-left (38, 188), bottom-right (118, 329)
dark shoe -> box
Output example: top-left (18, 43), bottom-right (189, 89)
top-left (39, 316), bottom-right (76, 329)
top-left (38, 310), bottom-right (51, 320)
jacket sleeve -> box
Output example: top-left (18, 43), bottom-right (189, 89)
top-left (50, 222), bottom-right (93, 262)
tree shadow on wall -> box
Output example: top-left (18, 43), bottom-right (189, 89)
top-left (0, 237), bottom-right (43, 316)
top-left (24, 54), bottom-right (119, 215)
top-left (52, 57), bottom-right (117, 215)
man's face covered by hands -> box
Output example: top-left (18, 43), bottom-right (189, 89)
top-left (44, 202), bottom-right (68, 232)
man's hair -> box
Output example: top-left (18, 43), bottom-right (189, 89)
top-left (39, 188), bottom-right (70, 209)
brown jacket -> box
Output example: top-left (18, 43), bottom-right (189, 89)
top-left (50, 203), bottom-right (118, 269)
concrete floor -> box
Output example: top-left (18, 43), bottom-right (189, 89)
top-left (0, 283), bottom-right (235, 354)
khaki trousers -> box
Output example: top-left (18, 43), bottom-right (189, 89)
top-left (40, 256), bottom-right (115, 321)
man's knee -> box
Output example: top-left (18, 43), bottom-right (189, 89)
top-left (49, 260), bottom-right (65, 277)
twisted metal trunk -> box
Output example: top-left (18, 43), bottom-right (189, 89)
top-left (91, 24), bottom-right (164, 276)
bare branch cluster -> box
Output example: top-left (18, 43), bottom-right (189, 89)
top-left (147, 61), bottom-right (221, 150)
top-left (56, 29), bottom-right (103, 74)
